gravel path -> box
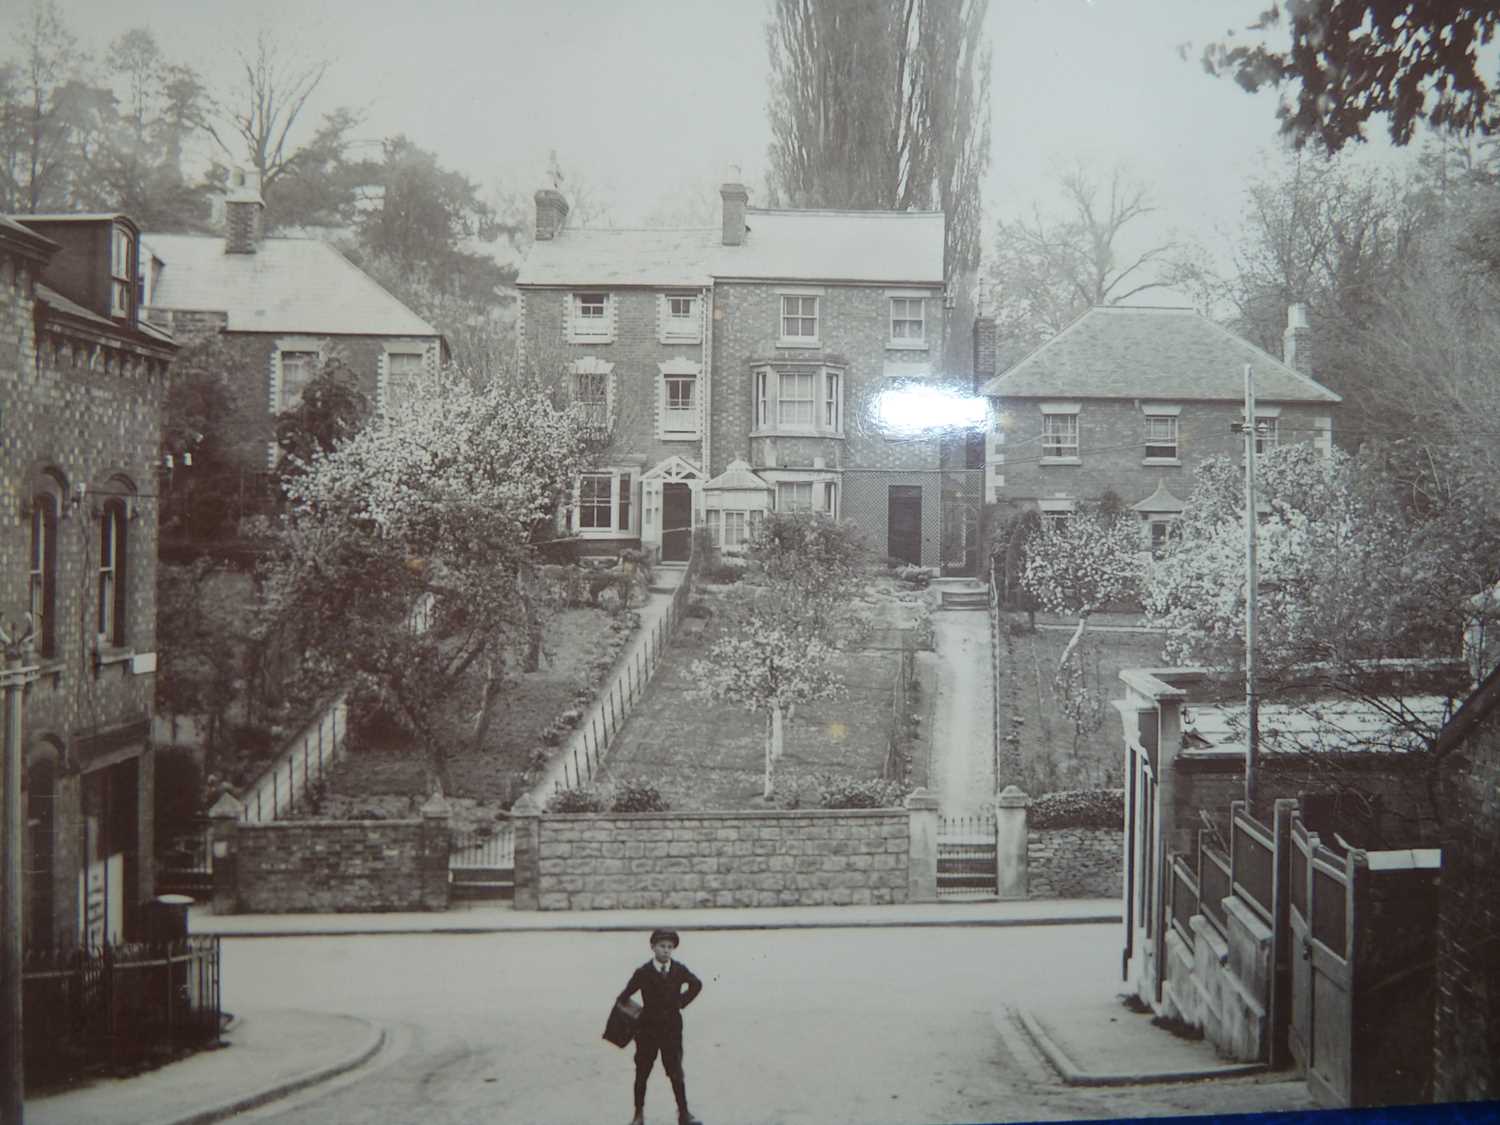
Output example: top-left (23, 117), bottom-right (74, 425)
top-left (928, 606), bottom-right (996, 817)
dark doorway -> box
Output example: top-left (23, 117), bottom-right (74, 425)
top-left (662, 483), bottom-right (692, 562)
top-left (887, 485), bottom-right (922, 565)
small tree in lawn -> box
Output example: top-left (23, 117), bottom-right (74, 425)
top-left (691, 616), bottom-right (843, 799)
top-left (691, 511), bottom-right (866, 798)
top-left (1021, 509), bottom-right (1145, 754)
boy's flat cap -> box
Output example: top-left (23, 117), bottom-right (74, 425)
top-left (649, 928), bottom-right (680, 947)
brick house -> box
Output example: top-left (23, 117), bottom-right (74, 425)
top-left (515, 182), bottom-right (981, 570)
top-left (978, 303), bottom-right (1341, 546)
top-left (141, 173), bottom-right (446, 474)
top-left (1, 212), bottom-right (177, 951)
top-left (1429, 660), bottom-right (1500, 1102)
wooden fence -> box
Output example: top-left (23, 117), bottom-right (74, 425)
top-left (240, 694), bottom-right (349, 823)
top-left (556, 557), bottom-right (698, 792)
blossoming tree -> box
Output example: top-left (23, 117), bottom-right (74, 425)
top-left (262, 370), bottom-right (593, 795)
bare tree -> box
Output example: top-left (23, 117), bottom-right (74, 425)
top-left (206, 30), bottom-right (326, 187)
top-left (987, 162), bottom-right (1177, 353)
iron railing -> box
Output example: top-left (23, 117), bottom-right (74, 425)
top-left (23, 937), bottom-right (221, 1087)
top-left (242, 693), bottom-right (349, 822)
top-left (937, 812), bottom-right (998, 898)
top-left (557, 548), bottom-right (700, 791)
top-left (156, 818), bottom-right (213, 898)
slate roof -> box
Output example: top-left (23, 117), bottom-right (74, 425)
top-left (0, 214), bottom-right (56, 252)
top-left (142, 233), bottom-right (439, 337)
top-left (981, 305), bottom-right (1342, 403)
top-left (36, 284), bottom-right (176, 347)
top-left (516, 207), bottom-right (945, 288)
top-left (704, 459), bottom-right (772, 492)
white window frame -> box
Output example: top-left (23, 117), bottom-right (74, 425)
top-left (110, 225), bottom-right (133, 319)
top-left (1143, 414), bottom-right (1179, 462)
top-left (657, 359), bottom-right (702, 440)
top-left (1255, 416), bottom-right (1279, 455)
top-left (568, 291), bottom-right (615, 343)
top-left (778, 289), bottom-right (821, 347)
top-left (1038, 497), bottom-right (1076, 531)
top-left (777, 480), bottom-right (815, 512)
top-left (887, 293), bottom-right (926, 348)
top-left (571, 468), bottom-right (635, 539)
top-left (659, 292), bottom-right (702, 343)
top-left (380, 346), bottom-right (428, 417)
top-left (1041, 409), bottom-right (1080, 462)
top-left (571, 357), bottom-right (614, 431)
top-left (753, 363), bottom-right (845, 437)
top-left (97, 499), bottom-right (127, 648)
top-left (273, 341), bottom-right (323, 414)
top-left (777, 369), bottom-right (816, 427)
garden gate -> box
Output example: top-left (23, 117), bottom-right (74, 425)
top-left (1288, 813), bottom-right (1353, 1105)
top-left (937, 812), bottom-right (996, 897)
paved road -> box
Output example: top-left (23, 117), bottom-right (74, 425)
top-left (224, 924), bottom-right (1313, 1125)
top-left (929, 608), bottom-right (995, 818)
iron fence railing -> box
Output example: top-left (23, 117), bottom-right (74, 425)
top-left (557, 549), bottom-right (700, 791)
top-left (23, 937), bottom-right (222, 1088)
top-left (156, 818), bottom-right (214, 897)
top-left (883, 649), bottom-right (915, 782)
top-left (242, 693), bottom-right (349, 822)
top-left (937, 811), bottom-right (998, 898)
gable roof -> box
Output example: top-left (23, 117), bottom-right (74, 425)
top-left (981, 305), bottom-right (1341, 404)
top-left (516, 207), bottom-right (945, 289)
top-left (142, 233), bottom-right (439, 337)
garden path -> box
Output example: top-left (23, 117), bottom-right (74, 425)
top-left (527, 567), bottom-right (683, 804)
top-left (929, 587), bottom-right (996, 818)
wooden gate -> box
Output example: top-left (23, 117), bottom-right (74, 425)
top-left (449, 826), bottom-right (515, 902)
top-left (1288, 815), bottom-right (1353, 1107)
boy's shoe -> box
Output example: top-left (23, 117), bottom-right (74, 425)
top-left (678, 1114), bottom-right (703, 1125)
top-left (628, 1113), bottom-right (644, 1125)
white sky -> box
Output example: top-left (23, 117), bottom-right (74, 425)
top-left (28, 0), bottom-right (1410, 266)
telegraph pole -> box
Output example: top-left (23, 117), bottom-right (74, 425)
top-left (1242, 363), bottom-right (1260, 807)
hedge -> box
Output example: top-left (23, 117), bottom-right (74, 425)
top-left (1029, 788), bottom-right (1124, 830)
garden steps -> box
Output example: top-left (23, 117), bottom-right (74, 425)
top-left (940, 590), bottom-right (990, 610)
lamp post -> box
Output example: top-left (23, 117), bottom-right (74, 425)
top-left (1, 615), bottom-right (37, 1125)
top-left (1230, 365), bottom-right (1261, 808)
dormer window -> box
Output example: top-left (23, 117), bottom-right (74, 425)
top-left (110, 225), bottom-right (135, 320)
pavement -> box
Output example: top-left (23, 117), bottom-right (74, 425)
top-left (23, 897), bottom-right (1305, 1125)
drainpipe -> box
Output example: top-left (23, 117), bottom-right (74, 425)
top-left (2, 633), bottom-right (39, 1122)
top-left (702, 285), bottom-right (712, 479)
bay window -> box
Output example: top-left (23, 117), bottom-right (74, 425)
top-left (752, 363), bottom-right (845, 437)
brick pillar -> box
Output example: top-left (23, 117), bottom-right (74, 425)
top-left (996, 785), bottom-right (1029, 899)
top-left (904, 787), bottom-right (940, 903)
top-left (511, 792), bottom-right (542, 911)
top-left (208, 792), bottom-right (244, 915)
top-left (420, 792), bottom-right (452, 911)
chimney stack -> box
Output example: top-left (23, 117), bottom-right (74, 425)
top-left (1282, 302), bottom-right (1313, 375)
top-left (534, 189), bottom-right (569, 241)
top-left (224, 168), bottom-right (264, 254)
top-left (972, 315), bottom-right (997, 391)
top-left (720, 181), bottom-right (749, 247)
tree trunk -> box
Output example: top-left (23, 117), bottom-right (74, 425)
top-left (1055, 606), bottom-right (1092, 677)
top-left (471, 657), bottom-right (503, 753)
top-left (764, 703), bottom-right (785, 800)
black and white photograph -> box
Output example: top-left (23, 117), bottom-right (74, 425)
top-left (0, 1), bottom-right (1497, 1123)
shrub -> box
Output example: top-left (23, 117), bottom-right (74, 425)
top-left (813, 774), bottom-right (909, 809)
top-left (547, 785), bottom-right (606, 813)
top-left (526, 747), bottom-right (551, 772)
top-left (1028, 788), bottom-right (1124, 830)
top-left (699, 562), bottom-right (742, 585)
top-left (609, 779), bottom-right (670, 813)
top-left (896, 564), bottom-right (930, 589)
top-left (685, 599), bottom-right (713, 619)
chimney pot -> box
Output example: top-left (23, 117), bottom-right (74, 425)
top-left (534, 189), bottom-right (570, 242)
top-left (720, 182), bottom-right (749, 247)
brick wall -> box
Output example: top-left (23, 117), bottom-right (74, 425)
top-left (519, 288), bottom-right (710, 473)
top-left (1027, 827), bottom-right (1122, 898)
top-left (524, 809), bottom-right (912, 910)
top-left (990, 398), bottom-right (1333, 520)
top-left (228, 819), bottom-right (450, 913)
top-left (1434, 717), bottom-right (1500, 1101)
top-left (3, 232), bottom-right (173, 950)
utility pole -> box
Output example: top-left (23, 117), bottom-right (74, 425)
top-left (1242, 363), bottom-right (1261, 807)
top-left (1, 616), bottom-right (37, 1125)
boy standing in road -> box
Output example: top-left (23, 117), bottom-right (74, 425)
top-left (618, 928), bottom-right (703, 1125)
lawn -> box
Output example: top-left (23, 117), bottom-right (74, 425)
top-left (318, 606), bottom-right (626, 816)
top-left (594, 582), bottom-right (924, 810)
top-left (996, 615), bottom-right (1167, 795)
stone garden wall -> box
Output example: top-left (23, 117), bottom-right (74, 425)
top-left (514, 807), bottom-right (918, 910)
top-left (1027, 827), bottom-right (1123, 899)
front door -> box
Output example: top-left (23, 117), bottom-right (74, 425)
top-left (888, 485), bottom-right (922, 566)
top-left (662, 483), bottom-right (692, 562)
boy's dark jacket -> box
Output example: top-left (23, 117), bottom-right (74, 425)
top-left (618, 960), bottom-right (703, 1035)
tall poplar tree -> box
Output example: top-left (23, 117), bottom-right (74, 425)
top-left (765, 0), bottom-right (992, 377)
